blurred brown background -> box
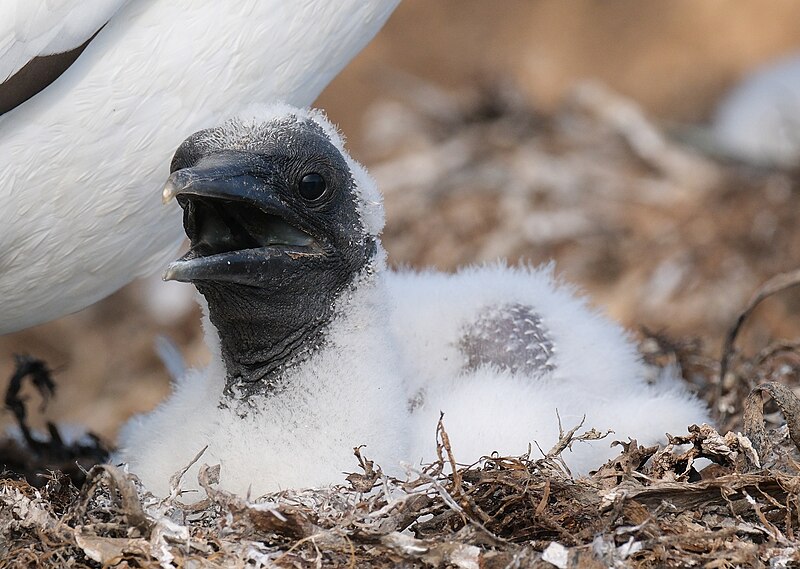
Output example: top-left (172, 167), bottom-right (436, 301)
top-left (4, 1), bottom-right (800, 441)
top-left (322, 0), bottom-right (800, 146)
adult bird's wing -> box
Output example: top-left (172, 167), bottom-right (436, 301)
top-left (0, 1), bottom-right (129, 114)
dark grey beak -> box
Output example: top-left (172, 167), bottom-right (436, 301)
top-left (161, 154), bottom-right (322, 284)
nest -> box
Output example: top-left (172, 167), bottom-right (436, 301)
top-left (2, 400), bottom-right (800, 568)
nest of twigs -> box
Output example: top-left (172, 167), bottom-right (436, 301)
top-left (2, 395), bottom-right (800, 568)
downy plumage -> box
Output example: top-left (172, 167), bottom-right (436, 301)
top-left (117, 105), bottom-right (710, 497)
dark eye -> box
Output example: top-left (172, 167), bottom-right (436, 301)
top-left (298, 172), bottom-right (327, 201)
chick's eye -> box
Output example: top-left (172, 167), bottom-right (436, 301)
top-left (298, 173), bottom-right (327, 201)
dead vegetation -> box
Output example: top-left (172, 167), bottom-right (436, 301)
top-left (3, 376), bottom-right (800, 568)
top-left (367, 78), bottom-right (800, 347)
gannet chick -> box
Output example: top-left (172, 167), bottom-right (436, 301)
top-left (116, 105), bottom-right (409, 497)
top-left (119, 105), bottom-right (710, 496)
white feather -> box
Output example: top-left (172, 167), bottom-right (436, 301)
top-left (713, 52), bottom-right (800, 168)
top-left (388, 264), bottom-right (709, 471)
top-left (0, 1), bottom-right (128, 81)
top-left (118, 269), bottom-right (411, 498)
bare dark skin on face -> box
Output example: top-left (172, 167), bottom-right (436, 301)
top-left (165, 118), bottom-right (375, 399)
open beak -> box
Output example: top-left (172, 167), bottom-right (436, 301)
top-left (161, 153), bottom-right (324, 285)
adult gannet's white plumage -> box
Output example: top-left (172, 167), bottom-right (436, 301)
top-left (0, 2), bottom-right (124, 84)
top-left (0, 0), bottom-right (399, 334)
top-left (117, 105), bottom-right (709, 497)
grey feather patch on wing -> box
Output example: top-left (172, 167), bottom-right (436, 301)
top-left (458, 303), bottom-right (556, 376)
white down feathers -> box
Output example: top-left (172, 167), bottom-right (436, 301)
top-left (117, 106), bottom-right (711, 498)
top-left (119, 261), bottom-right (411, 498)
top-left (388, 265), bottom-right (710, 472)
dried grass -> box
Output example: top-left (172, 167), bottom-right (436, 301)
top-left (3, 389), bottom-right (800, 569)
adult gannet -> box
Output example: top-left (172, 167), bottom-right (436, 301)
top-left (0, 0), bottom-right (399, 334)
top-left (117, 105), bottom-right (709, 497)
